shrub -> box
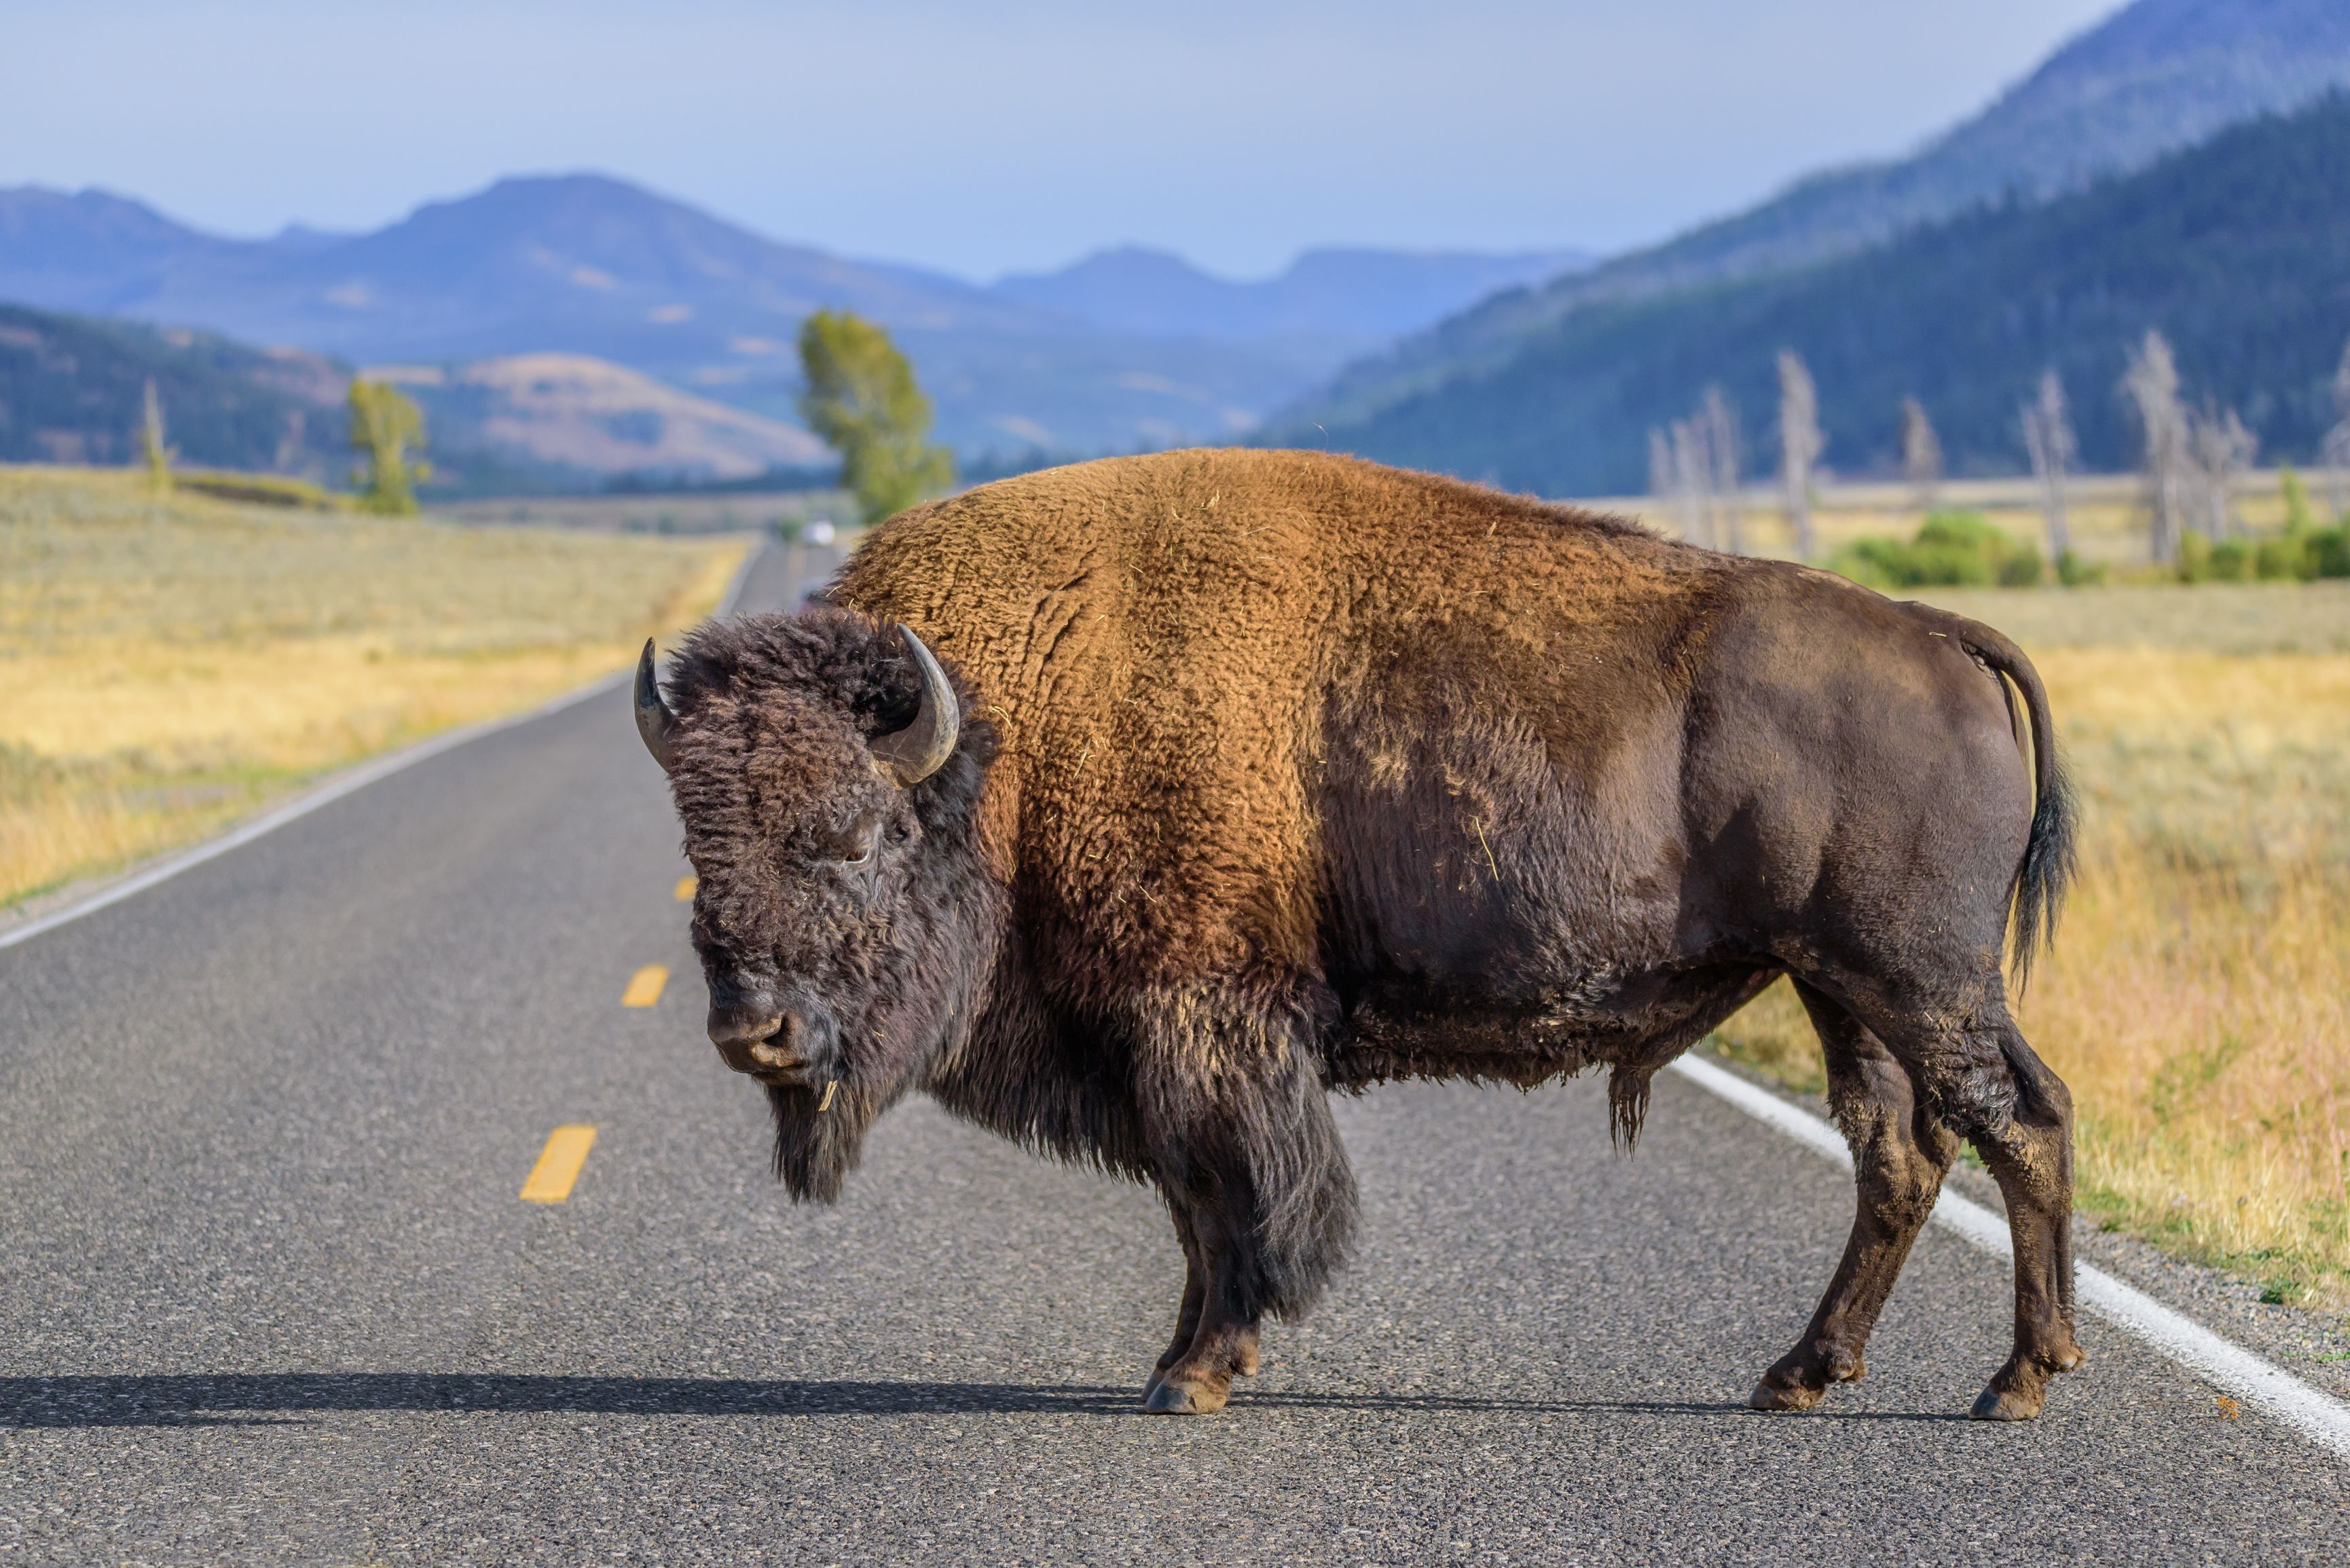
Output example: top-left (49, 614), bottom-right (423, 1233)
top-left (2177, 531), bottom-right (2213, 582)
top-left (2057, 549), bottom-right (2107, 586)
top-left (2205, 540), bottom-right (2254, 582)
top-left (2310, 526), bottom-right (2350, 579)
top-left (1829, 510), bottom-right (2043, 589)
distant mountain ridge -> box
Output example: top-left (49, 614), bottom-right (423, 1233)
top-left (0, 176), bottom-right (1580, 460)
top-left (1274, 0), bottom-right (2350, 439)
top-left (1302, 92), bottom-right (2350, 496)
top-left (992, 245), bottom-right (1588, 344)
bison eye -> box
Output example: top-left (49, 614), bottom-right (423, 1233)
top-left (823, 813), bottom-right (881, 866)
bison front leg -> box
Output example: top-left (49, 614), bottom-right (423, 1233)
top-left (1144, 1201), bottom-right (1268, 1415)
top-left (1131, 981), bottom-right (1358, 1415)
top-left (1752, 984), bottom-right (1957, 1413)
top-left (1143, 1203), bottom-right (1207, 1402)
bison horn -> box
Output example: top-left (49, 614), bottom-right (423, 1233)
top-left (868, 625), bottom-right (959, 787)
top-left (634, 638), bottom-right (680, 773)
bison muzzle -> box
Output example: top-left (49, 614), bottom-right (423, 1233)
top-left (634, 449), bottom-right (2084, 1422)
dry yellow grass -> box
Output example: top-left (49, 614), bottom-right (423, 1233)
top-left (0, 466), bottom-right (748, 909)
top-left (1714, 583), bottom-right (2350, 1309)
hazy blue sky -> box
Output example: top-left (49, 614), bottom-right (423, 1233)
top-left (2, 0), bottom-right (2123, 279)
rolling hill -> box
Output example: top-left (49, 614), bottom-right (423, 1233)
top-left (0, 301), bottom-right (835, 493)
top-left (0, 177), bottom-right (1580, 461)
top-left (0, 304), bottom-right (344, 474)
top-left (1296, 92), bottom-right (2350, 496)
top-left (1274, 0), bottom-right (2350, 442)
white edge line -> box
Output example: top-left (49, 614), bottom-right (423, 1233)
top-left (1664, 1054), bottom-right (2350, 1461)
top-left (0, 542), bottom-right (765, 956)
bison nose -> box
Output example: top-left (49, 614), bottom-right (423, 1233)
top-left (707, 979), bottom-right (826, 1081)
top-left (708, 1007), bottom-right (786, 1053)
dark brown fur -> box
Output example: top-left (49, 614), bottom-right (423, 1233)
top-left (650, 449), bottom-right (2082, 1419)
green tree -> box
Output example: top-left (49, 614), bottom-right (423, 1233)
top-left (796, 310), bottom-right (955, 525)
top-left (348, 378), bottom-right (431, 515)
top-left (139, 378), bottom-right (176, 496)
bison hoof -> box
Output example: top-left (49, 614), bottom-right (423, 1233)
top-left (1144, 1377), bottom-right (1230, 1415)
top-left (1969, 1383), bottom-right (2045, 1421)
top-left (1748, 1379), bottom-right (1826, 1413)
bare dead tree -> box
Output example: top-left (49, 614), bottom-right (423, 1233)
top-left (1670, 419), bottom-right (1712, 548)
top-left (2326, 334), bottom-right (2350, 521)
top-left (2121, 329), bottom-right (2191, 562)
top-left (1777, 351), bottom-right (1824, 559)
top-left (2187, 400), bottom-right (2258, 542)
top-left (1701, 385), bottom-right (1742, 554)
top-left (1648, 426), bottom-right (1674, 513)
top-left (2019, 370), bottom-right (2075, 563)
top-left (1899, 397), bottom-right (1942, 516)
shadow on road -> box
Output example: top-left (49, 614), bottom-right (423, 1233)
top-left (0, 1374), bottom-right (1962, 1428)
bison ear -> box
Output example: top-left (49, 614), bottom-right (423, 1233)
top-left (635, 638), bottom-right (680, 773)
top-left (868, 625), bottom-right (959, 788)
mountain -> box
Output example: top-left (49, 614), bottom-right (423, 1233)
top-left (991, 246), bottom-right (1589, 346)
top-left (0, 303), bottom-right (345, 473)
top-left (0, 175), bottom-right (1580, 462)
top-left (1300, 93), bottom-right (2350, 496)
top-left (1275, 0), bottom-right (2350, 438)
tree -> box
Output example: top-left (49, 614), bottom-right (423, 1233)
top-left (1776, 351), bottom-right (1824, 560)
top-left (1899, 396), bottom-right (1942, 515)
top-left (2019, 371), bottom-right (2074, 563)
top-left (139, 378), bottom-right (175, 496)
top-left (796, 310), bottom-right (955, 525)
top-left (2187, 400), bottom-right (2257, 542)
top-left (2120, 330), bottom-right (2190, 561)
top-left (2326, 335), bottom-right (2350, 522)
top-left (348, 378), bottom-right (430, 515)
top-left (1669, 419), bottom-right (1711, 549)
top-left (1700, 386), bottom-right (1743, 554)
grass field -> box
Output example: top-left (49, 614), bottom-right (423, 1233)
top-left (1710, 579), bottom-right (2350, 1311)
top-left (0, 466), bottom-right (749, 912)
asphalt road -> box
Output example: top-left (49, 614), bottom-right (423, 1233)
top-left (1, 546), bottom-right (2340, 1565)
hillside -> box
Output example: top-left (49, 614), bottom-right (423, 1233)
top-left (1277, 0), bottom-right (2350, 438)
top-left (1300, 93), bottom-right (2350, 496)
top-left (378, 354), bottom-right (828, 491)
top-left (0, 304), bottom-right (344, 473)
top-left (0, 176), bottom-right (1578, 460)
top-left (0, 301), bottom-right (834, 493)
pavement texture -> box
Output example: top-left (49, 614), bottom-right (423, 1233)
top-left (1, 546), bottom-right (2342, 1565)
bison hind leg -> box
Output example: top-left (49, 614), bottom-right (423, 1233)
top-left (1806, 973), bottom-right (2083, 1421)
top-left (1750, 982), bottom-right (1958, 1413)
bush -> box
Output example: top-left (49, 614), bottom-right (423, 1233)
top-left (1829, 510), bottom-right (2043, 589)
top-left (2057, 548), bottom-right (2107, 586)
top-left (2310, 526), bottom-right (2350, 579)
top-left (2205, 540), bottom-right (2254, 582)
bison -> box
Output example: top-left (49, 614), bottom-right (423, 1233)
top-left (634, 449), bottom-right (2081, 1420)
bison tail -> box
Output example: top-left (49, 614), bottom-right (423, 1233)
top-left (1916, 609), bottom-right (2078, 991)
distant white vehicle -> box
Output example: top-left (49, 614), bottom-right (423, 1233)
top-left (805, 519), bottom-right (837, 546)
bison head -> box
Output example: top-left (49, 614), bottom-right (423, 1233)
top-left (636, 611), bottom-right (1001, 1201)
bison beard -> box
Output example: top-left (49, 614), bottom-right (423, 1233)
top-left (644, 449), bottom-right (2084, 1423)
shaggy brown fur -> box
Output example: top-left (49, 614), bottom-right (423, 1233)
top-left (648, 448), bottom-right (2081, 1421)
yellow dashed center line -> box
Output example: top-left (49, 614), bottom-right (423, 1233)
top-left (520, 1125), bottom-right (597, 1203)
top-left (674, 874), bottom-right (697, 901)
top-left (622, 963), bottom-right (668, 1007)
